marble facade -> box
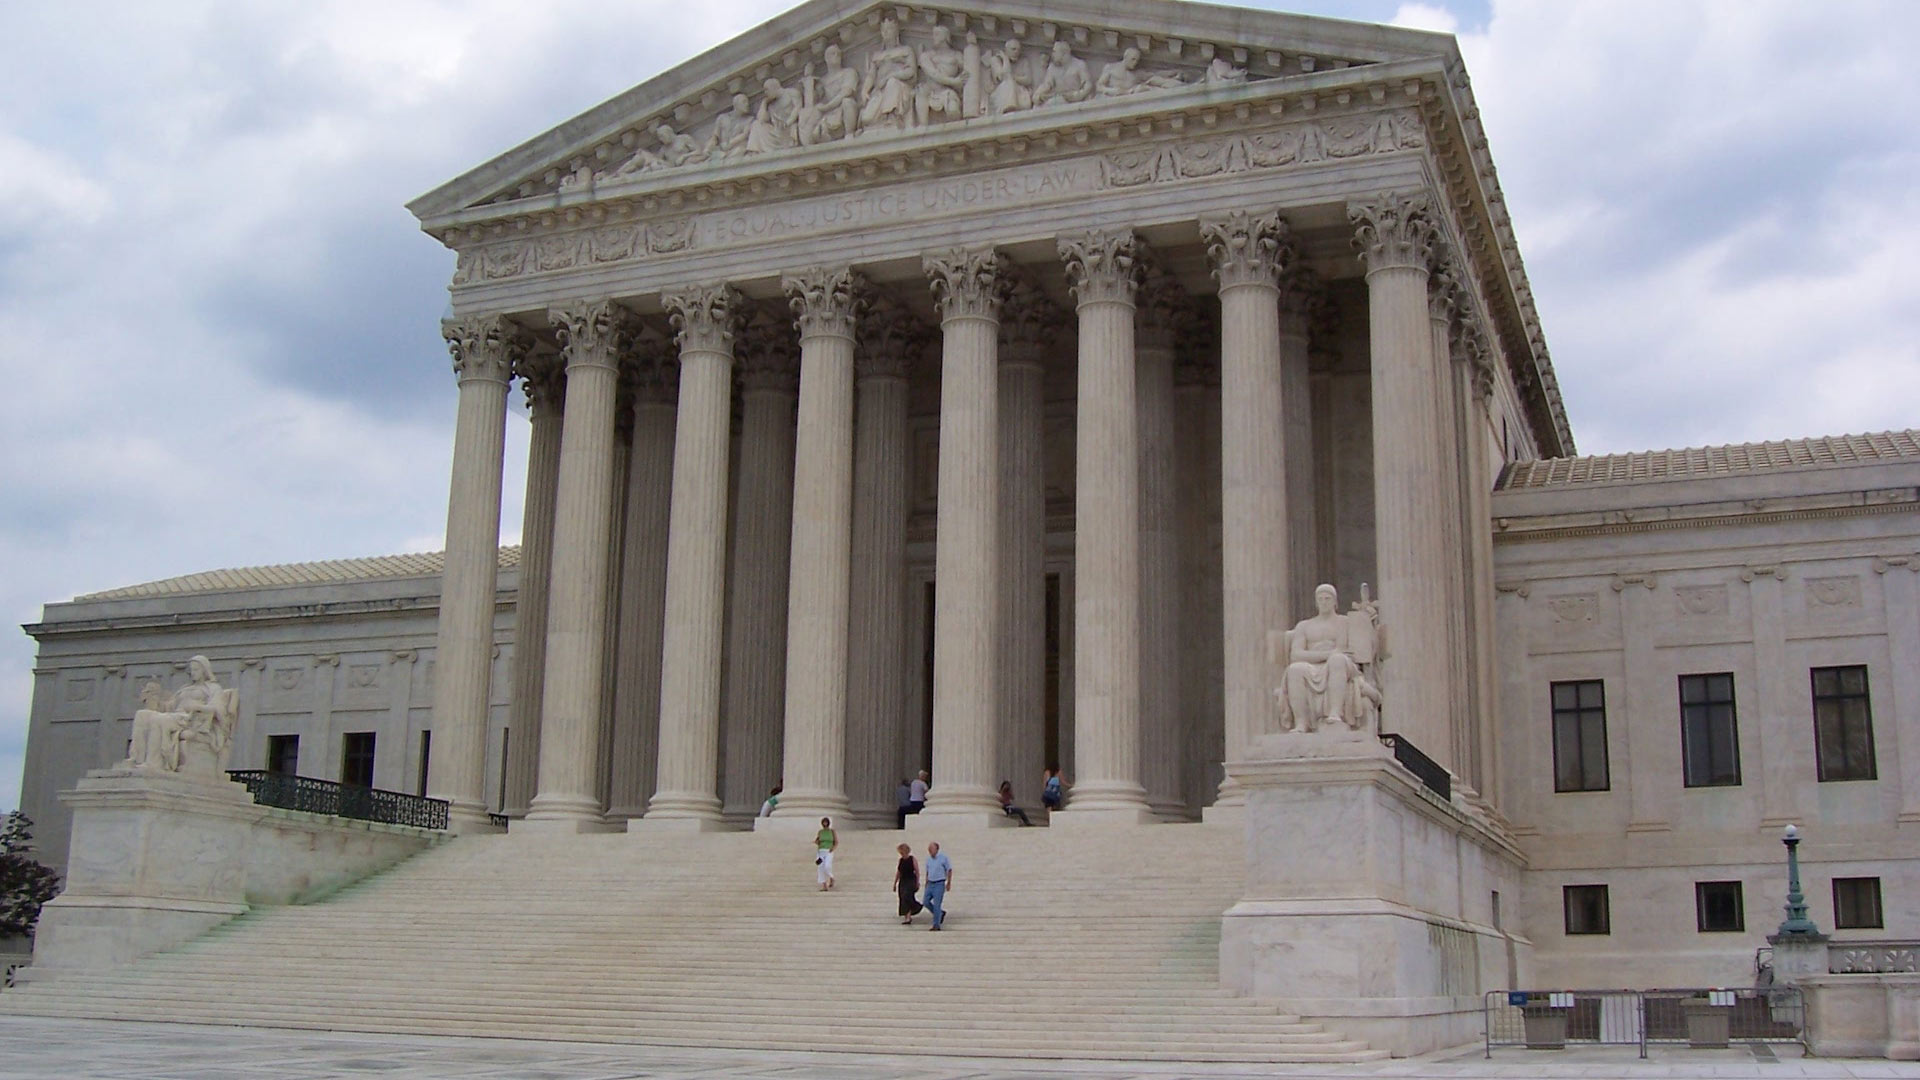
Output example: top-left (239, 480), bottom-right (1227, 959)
top-left (16, 0), bottom-right (1920, 1026)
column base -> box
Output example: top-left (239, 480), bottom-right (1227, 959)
top-left (1051, 805), bottom-right (1157, 827)
top-left (1200, 802), bottom-right (1246, 825)
top-left (767, 791), bottom-right (854, 827)
top-left (512, 815), bottom-right (621, 835)
top-left (631, 813), bottom-right (733, 833)
top-left (445, 804), bottom-right (505, 835)
top-left (755, 813), bottom-right (864, 833)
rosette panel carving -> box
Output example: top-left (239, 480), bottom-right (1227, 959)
top-left (663, 282), bottom-right (745, 355)
top-left (1200, 209), bottom-right (1290, 290)
top-left (923, 247), bottom-right (1011, 322)
top-left (1349, 191), bottom-right (1437, 273)
top-left (1058, 229), bottom-right (1141, 308)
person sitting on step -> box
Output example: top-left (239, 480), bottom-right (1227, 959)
top-left (998, 780), bottom-right (1032, 826)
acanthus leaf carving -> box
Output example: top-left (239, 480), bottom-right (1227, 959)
top-left (1135, 258), bottom-right (1190, 352)
top-left (1349, 190), bottom-right (1437, 273)
top-left (548, 299), bottom-right (633, 372)
top-left (998, 272), bottom-right (1063, 367)
top-left (1058, 228), bottom-right (1141, 308)
top-left (662, 282), bottom-right (745, 356)
top-left (854, 291), bottom-right (929, 380)
top-left (1199, 209), bottom-right (1290, 290)
top-left (923, 247), bottom-right (1011, 322)
top-left (736, 303), bottom-right (800, 394)
top-left (443, 313), bottom-right (529, 386)
top-left (782, 266), bottom-right (868, 341)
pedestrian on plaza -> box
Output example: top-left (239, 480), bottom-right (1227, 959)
top-left (997, 780), bottom-right (1032, 826)
top-left (895, 778), bottom-right (913, 830)
top-left (893, 842), bottom-right (924, 924)
top-left (759, 783), bottom-right (782, 818)
top-left (922, 840), bottom-right (953, 931)
top-left (1041, 764), bottom-right (1066, 812)
top-left (814, 816), bottom-right (837, 892)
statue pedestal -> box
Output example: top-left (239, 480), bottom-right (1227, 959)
top-left (1219, 734), bottom-right (1530, 1057)
top-left (27, 769), bottom-right (264, 975)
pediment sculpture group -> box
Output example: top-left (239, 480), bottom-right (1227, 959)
top-left (1271, 584), bottom-right (1387, 735)
top-left (594, 17), bottom-right (1252, 183)
top-left (124, 655), bottom-right (239, 780)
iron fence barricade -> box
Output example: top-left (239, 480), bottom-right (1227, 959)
top-left (227, 770), bottom-right (449, 830)
top-left (1485, 987), bottom-right (1804, 1057)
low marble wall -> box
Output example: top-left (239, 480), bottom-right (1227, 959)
top-left (1220, 734), bottom-right (1533, 1056)
top-left (27, 769), bottom-right (441, 975)
top-left (1799, 974), bottom-right (1920, 1060)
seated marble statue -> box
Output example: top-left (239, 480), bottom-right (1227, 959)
top-left (126, 656), bottom-right (239, 778)
top-left (1272, 584), bottom-right (1385, 734)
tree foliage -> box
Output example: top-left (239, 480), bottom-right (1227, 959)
top-left (0, 812), bottom-right (63, 937)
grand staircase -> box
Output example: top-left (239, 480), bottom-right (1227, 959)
top-left (1, 822), bottom-right (1383, 1062)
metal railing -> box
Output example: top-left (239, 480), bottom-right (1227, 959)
top-left (1379, 732), bottom-right (1451, 800)
top-left (227, 771), bottom-right (449, 830)
top-left (2, 955), bottom-right (25, 991)
top-left (1829, 939), bottom-right (1920, 974)
top-left (1484, 988), bottom-right (1804, 1057)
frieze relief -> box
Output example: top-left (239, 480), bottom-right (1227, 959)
top-left (1545, 593), bottom-right (1598, 626)
top-left (452, 107), bottom-right (1424, 288)
top-left (1804, 575), bottom-right (1863, 610)
top-left (1673, 584), bottom-right (1730, 617)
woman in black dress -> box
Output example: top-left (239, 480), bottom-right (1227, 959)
top-left (892, 843), bottom-right (923, 924)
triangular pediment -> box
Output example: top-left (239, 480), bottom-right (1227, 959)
top-left (409, 0), bottom-right (1454, 222)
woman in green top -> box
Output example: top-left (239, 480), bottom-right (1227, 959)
top-left (814, 817), bottom-right (837, 891)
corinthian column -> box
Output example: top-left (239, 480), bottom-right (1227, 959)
top-left (1173, 325), bottom-right (1224, 816)
top-left (1428, 258), bottom-right (1472, 785)
top-left (766, 267), bottom-right (864, 828)
top-left (996, 278), bottom-right (1053, 804)
top-left (1279, 271), bottom-right (1321, 611)
top-left (916, 247), bottom-right (1009, 826)
top-left (524, 299), bottom-right (631, 830)
top-left (1056, 229), bottom-right (1152, 824)
top-left (1349, 191), bottom-right (1454, 766)
top-left (844, 298), bottom-right (918, 827)
top-left (1201, 209), bottom-right (1294, 814)
top-left (1135, 265), bottom-right (1185, 820)
top-left (645, 284), bottom-right (742, 829)
top-left (606, 343), bottom-right (677, 821)
top-left (721, 306), bottom-right (799, 823)
top-left (502, 354), bottom-right (563, 817)
top-left (427, 314), bottom-right (525, 831)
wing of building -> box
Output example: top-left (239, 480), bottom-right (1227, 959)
top-left (12, 0), bottom-right (1918, 1058)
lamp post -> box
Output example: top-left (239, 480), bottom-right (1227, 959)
top-left (1774, 823), bottom-right (1823, 940)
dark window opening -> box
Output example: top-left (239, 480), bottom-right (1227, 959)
top-left (1563, 884), bottom-right (1610, 935)
top-left (341, 732), bottom-right (377, 788)
top-left (1680, 673), bottom-right (1741, 787)
top-left (1833, 877), bottom-right (1884, 930)
top-left (1812, 665), bottom-right (1876, 782)
top-left (266, 734), bottom-right (300, 777)
top-left (1551, 680), bottom-right (1609, 792)
top-left (1695, 880), bottom-right (1745, 932)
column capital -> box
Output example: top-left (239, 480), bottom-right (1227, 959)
top-left (516, 349), bottom-right (566, 416)
top-left (999, 275), bottom-right (1061, 369)
top-left (549, 299), bottom-right (634, 373)
top-left (1349, 190), bottom-right (1438, 274)
top-left (1200, 209), bottom-right (1291, 290)
top-left (855, 293), bottom-right (925, 381)
top-left (1136, 262), bottom-right (1190, 353)
top-left (623, 324), bottom-right (679, 406)
top-left (444, 313), bottom-right (529, 386)
top-left (663, 282), bottom-right (745, 355)
top-left (1058, 229), bottom-right (1141, 308)
top-left (1458, 321), bottom-right (1497, 401)
top-left (737, 304), bottom-right (800, 395)
top-left (923, 246), bottom-right (1011, 323)
top-left (783, 266), bottom-right (868, 342)
top-left (1277, 265), bottom-right (1322, 331)
top-left (1427, 249), bottom-right (1464, 324)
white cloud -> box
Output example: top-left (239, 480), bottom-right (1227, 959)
top-left (1389, 3), bottom-right (1459, 34)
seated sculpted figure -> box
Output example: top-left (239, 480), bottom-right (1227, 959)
top-left (859, 18), bottom-right (918, 133)
top-left (171, 654), bottom-right (239, 777)
top-left (127, 680), bottom-right (190, 772)
top-left (1273, 584), bottom-right (1385, 734)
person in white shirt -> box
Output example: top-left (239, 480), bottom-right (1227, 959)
top-left (899, 770), bottom-right (929, 828)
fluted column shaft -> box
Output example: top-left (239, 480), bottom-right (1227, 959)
top-left (845, 307), bottom-right (914, 826)
top-left (606, 364), bottom-right (676, 820)
top-left (1058, 230), bottom-right (1151, 822)
top-left (426, 315), bottom-right (523, 830)
top-left (1351, 192), bottom-right (1454, 765)
top-left (1464, 338), bottom-right (1502, 806)
top-left (1429, 275), bottom-right (1473, 787)
top-left (996, 284), bottom-right (1051, 804)
top-left (769, 268), bottom-right (863, 826)
top-left (918, 248), bottom-right (1007, 823)
top-left (1135, 273), bottom-right (1184, 819)
top-left (503, 360), bottom-right (564, 816)
top-left (1173, 349), bottom-right (1224, 816)
top-left (721, 312), bottom-right (798, 822)
top-left (647, 284), bottom-right (742, 827)
top-left (1202, 210), bottom-right (1294, 808)
top-left (1279, 279), bottom-right (1319, 612)
top-left (526, 300), bottom-right (629, 828)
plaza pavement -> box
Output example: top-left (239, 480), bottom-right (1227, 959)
top-left (0, 1017), bottom-right (1916, 1080)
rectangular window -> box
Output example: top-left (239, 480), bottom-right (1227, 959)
top-left (341, 732), bottom-right (376, 788)
top-left (1551, 680), bottom-right (1609, 792)
top-left (266, 734), bottom-right (300, 777)
top-left (1833, 877), bottom-right (1884, 930)
top-left (417, 731), bottom-right (431, 797)
top-left (1563, 884), bottom-right (1610, 935)
top-left (1680, 673), bottom-right (1741, 787)
top-left (1695, 881), bottom-right (1745, 932)
top-left (1813, 666), bottom-right (1876, 781)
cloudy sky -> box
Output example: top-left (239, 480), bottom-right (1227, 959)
top-left (2, 1), bottom-right (1916, 815)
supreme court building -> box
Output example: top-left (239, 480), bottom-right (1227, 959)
top-left (20, 0), bottom-right (1920, 998)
